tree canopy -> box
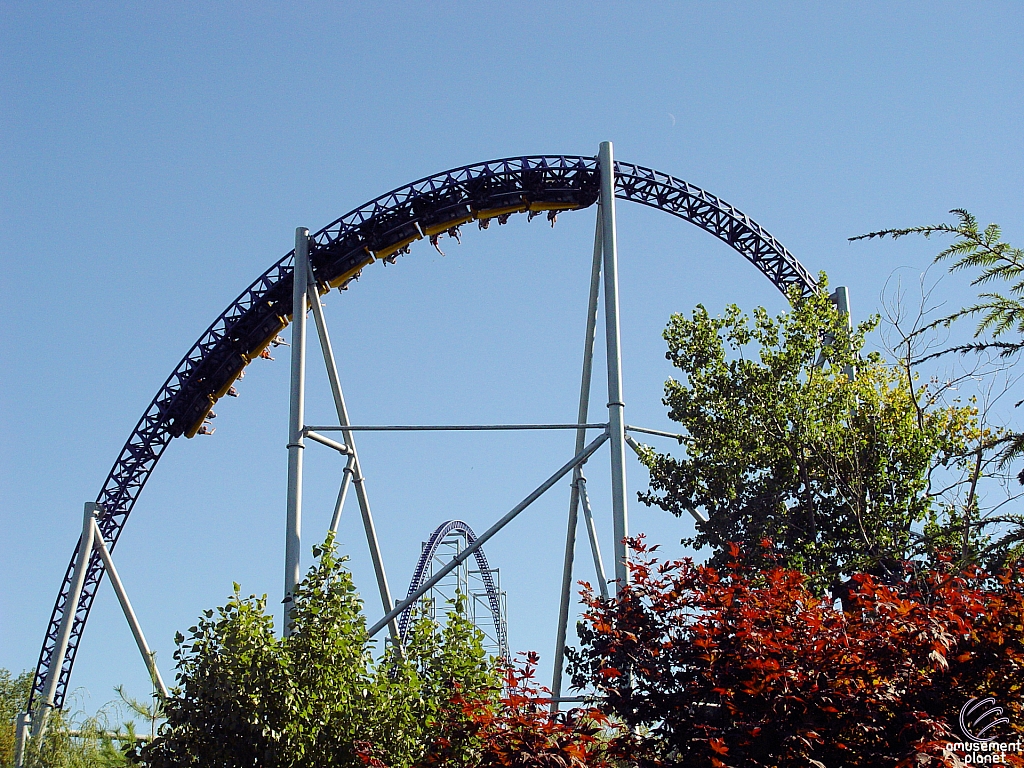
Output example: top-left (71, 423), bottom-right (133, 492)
top-left (852, 211), bottom-right (1024, 567)
top-left (567, 538), bottom-right (1024, 767)
top-left (2, 668), bottom-right (137, 768)
top-left (637, 276), bottom-right (989, 588)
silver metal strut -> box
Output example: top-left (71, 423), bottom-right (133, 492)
top-left (305, 250), bottom-right (400, 641)
top-left (90, 514), bottom-right (168, 700)
top-left (551, 207), bottom-right (604, 707)
top-left (577, 475), bottom-right (609, 599)
top-left (329, 455), bottom-right (356, 535)
top-left (14, 711), bottom-right (30, 767)
top-left (32, 502), bottom-right (98, 739)
top-left (599, 141), bottom-right (630, 592)
top-left (284, 227), bottom-right (309, 635)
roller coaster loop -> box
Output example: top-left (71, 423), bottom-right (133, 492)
top-left (28, 152), bottom-right (817, 715)
top-left (398, 520), bottom-right (507, 659)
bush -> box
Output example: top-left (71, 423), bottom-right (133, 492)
top-left (568, 537), bottom-right (1024, 767)
top-left (129, 536), bottom-right (499, 768)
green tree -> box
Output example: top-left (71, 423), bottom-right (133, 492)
top-left (852, 211), bottom-right (1024, 567)
top-left (637, 276), bottom-right (988, 589)
top-left (130, 535), bottom-right (499, 768)
top-left (1, 669), bottom-right (31, 767)
top-left (24, 708), bottom-right (128, 768)
top-left (3, 669), bottom-right (135, 768)
top-left (853, 210), bottom-right (1024, 363)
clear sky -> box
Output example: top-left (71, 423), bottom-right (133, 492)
top-left (2, 1), bottom-right (1023, 716)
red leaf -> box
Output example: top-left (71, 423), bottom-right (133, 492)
top-left (709, 737), bottom-right (729, 755)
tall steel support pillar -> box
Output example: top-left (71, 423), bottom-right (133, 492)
top-left (284, 227), bottom-right (309, 634)
top-left (830, 286), bottom-right (850, 322)
top-left (824, 286), bottom-right (854, 379)
top-left (551, 212), bottom-right (604, 705)
top-left (32, 502), bottom-right (98, 739)
top-left (834, 285), bottom-right (854, 377)
top-left (599, 141), bottom-right (630, 592)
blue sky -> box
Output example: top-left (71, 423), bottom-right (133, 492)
top-left (2, 1), bottom-right (1023, 715)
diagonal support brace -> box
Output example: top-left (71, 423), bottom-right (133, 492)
top-left (305, 252), bottom-right (400, 641)
top-left (90, 516), bottom-right (168, 700)
top-left (368, 431), bottom-right (610, 638)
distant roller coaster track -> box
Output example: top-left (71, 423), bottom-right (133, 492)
top-left (30, 154), bottom-right (817, 710)
top-left (398, 520), bottom-right (507, 657)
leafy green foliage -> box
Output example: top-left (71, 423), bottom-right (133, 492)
top-left (852, 211), bottom-right (1024, 565)
top-left (0, 669), bottom-right (30, 767)
top-left (567, 537), bottom-right (1024, 767)
top-left (853, 209), bottom-right (1024, 355)
top-left (638, 277), bottom-right (984, 587)
top-left (129, 535), bottom-right (499, 768)
top-left (24, 708), bottom-right (129, 768)
top-left (358, 653), bottom-right (622, 768)
top-left (128, 536), bottom-right (620, 768)
top-left (2, 669), bottom-right (136, 768)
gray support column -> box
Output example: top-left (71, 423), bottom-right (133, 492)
top-left (33, 502), bottom-right (98, 737)
top-left (830, 286), bottom-right (854, 379)
top-left (284, 227), bottom-right (309, 635)
top-left (306, 265), bottom-right (400, 641)
top-left (831, 286), bottom-right (851, 326)
top-left (599, 141), bottom-right (630, 593)
top-left (551, 211), bottom-right (604, 708)
top-left (14, 712), bottom-right (30, 767)
top-left (90, 516), bottom-right (168, 700)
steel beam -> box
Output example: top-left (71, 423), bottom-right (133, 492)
top-left (284, 227), bottom-right (309, 635)
top-left (577, 476), bottom-right (609, 599)
top-left (304, 431), bottom-right (351, 454)
top-left (367, 432), bottom-right (610, 638)
top-left (90, 516), bottom-right (168, 699)
top-left (599, 141), bottom-right (630, 592)
top-left (306, 262), bottom-right (399, 641)
top-left (551, 209), bottom-right (604, 708)
top-left (831, 286), bottom-right (851, 326)
top-left (329, 455), bottom-right (356, 535)
top-left (33, 502), bottom-right (98, 738)
top-left (305, 423), bottom-right (608, 432)
top-left (831, 286), bottom-right (854, 380)
top-left (625, 424), bottom-right (684, 441)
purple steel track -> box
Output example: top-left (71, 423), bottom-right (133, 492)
top-left (398, 520), bottom-right (507, 658)
top-left (30, 154), bottom-right (816, 710)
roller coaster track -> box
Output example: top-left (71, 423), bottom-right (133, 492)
top-left (30, 154), bottom-right (816, 710)
top-left (398, 520), bottom-right (507, 658)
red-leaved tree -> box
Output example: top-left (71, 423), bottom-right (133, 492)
top-left (567, 538), bottom-right (1024, 768)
